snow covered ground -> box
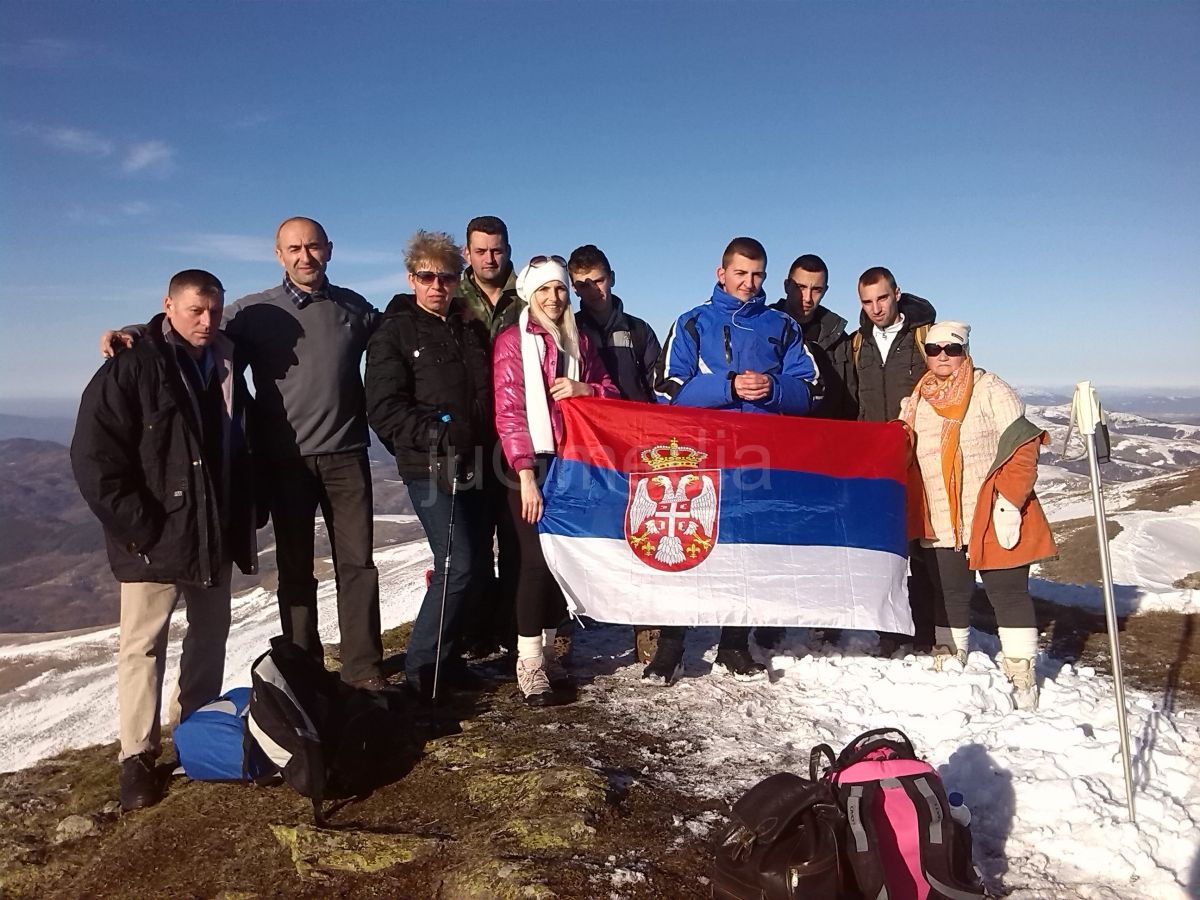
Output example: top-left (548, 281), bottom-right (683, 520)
top-left (1, 505), bottom-right (1197, 897)
top-left (0, 536), bottom-right (431, 774)
top-left (577, 625), bottom-right (1200, 899)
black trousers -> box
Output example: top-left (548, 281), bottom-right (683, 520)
top-left (459, 446), bottom-right (519, 649)
top-left (270, 449), bottom-right (383, 682)
top-left (506, 477), bottom-right (567, 639)
top-left (925, 546), bottom-right (1035, 630)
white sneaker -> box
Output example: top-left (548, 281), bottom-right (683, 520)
top-left (932, 645), bottom-right (967, 672)
top-left (516, 657), bottom-right (554, 706)
top-left (1002, 656), bottom-right (1039, 711)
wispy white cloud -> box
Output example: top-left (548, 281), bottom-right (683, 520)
top-left (67, 200), bottom-right (154, 226)
top-left (13, 122), bottom-right (177, 178)
top-left (0, 37), bottom-right (79, 68)
top-left (122, 140), bottom-right (174, 175)
top-left (19, 124), bottom-right (115, 157)
top-left (170, 233), bottom-right (275, 263)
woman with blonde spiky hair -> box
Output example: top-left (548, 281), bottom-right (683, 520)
top-left (364, 230), bottom-right (496, 703)
top-left (492, 255), bottom-right (618, 706)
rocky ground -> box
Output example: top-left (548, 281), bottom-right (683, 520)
top-left (0, 624), bottom-right (718, 899)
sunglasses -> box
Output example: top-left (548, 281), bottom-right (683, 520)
top-left (529, 254), bottom-right (567, 267)
top-left (924, 343), bottom-right (966, 358)
top-left (412, 271), bottom-right (461, 287)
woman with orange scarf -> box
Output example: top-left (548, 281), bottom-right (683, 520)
top-left (900, 321), bottom-right (1057, 710)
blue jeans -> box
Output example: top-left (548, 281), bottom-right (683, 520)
top-left (404, 475), bottom-right (490, 691)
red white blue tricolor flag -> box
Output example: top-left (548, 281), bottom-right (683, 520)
top-left (539, 398), bottom-right (914, 632)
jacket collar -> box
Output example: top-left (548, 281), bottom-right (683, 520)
top-left (711, 283), bottom-right (766, 313)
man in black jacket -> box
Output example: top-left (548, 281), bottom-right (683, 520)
top-left (72, 269), bottom-right (258, 811)
top-left (850, 266), bottom-right (936, 422)
top-left (849, 266), bottom-right (937, 650)
top-left (364, 231), bottom-right (494, 701)
top-left (771, 253), bottom-right (855, 420)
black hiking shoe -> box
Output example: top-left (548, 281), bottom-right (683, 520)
top-left (119, 752), bottom-right (161, 811)
top-left (642, 638), bottom-right (684, 686)
top-left (713, 646), bottom-right (767, 680)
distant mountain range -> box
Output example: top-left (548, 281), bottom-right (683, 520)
top-left (2, 391), bottom-right (1195, 633)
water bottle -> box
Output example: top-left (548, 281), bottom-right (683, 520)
top-left (947, 791), bottom-right (972, 827)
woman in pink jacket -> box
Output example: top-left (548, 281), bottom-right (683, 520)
top-left (493, 255), bottom-right (617, 705)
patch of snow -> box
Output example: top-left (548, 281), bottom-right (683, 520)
top-left (0, 539), bottom-right (430, 773)
top-left (576, 624), bottom-right (1200, 900)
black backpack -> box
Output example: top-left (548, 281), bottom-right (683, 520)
top-left (712, 769), bottom-right (848, 899)
top-left (246, 637), bottom-right (405, 824)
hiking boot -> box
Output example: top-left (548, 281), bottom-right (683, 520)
top-left (346, 674), bottom-right (390, 692)
top-left (932, 645), bottom-right (968, 672)
top-left (713, 646), bottom-right (767, 680)
top-left (634, 626), bottom-right (660, 665)
top-left (642, 637), bottom-right (684, 686)
top-left (516, 657), bottom-right (556, 706)
top-left (1002, 656), bottom-right (1039, 711)
top-left (543, 647), bottom-right (575, 691)
top-left (118, 752), bottom-right (161, 812)
top-left (461, 638), bottom-right (502, 661)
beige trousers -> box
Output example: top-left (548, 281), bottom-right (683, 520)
top-left (117, 566), bottom-right (231, 760)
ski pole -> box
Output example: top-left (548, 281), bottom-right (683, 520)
top-left (431, 417), bottom-right (458, 705)
top-left (1071, 381), bottom-right (1136, 824)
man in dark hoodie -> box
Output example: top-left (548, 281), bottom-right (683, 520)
top-left (850, 266), bottom-right (936, 422)
top-left (850, 266), bottom-right (937, 650)
top-left (771, 254), bottom-right (855, 420)
top-left (567, 244), bottom-right (661, 402)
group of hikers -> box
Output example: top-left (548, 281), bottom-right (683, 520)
top-left (71, 214), bottom-right (1056, 812)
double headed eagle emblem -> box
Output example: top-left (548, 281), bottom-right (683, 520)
top-left (626, 438), bottom-right (719, 570)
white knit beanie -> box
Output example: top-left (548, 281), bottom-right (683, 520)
top-left (516, 257), bottom-right (570, 302)
top-left (926, 320), bottom-right (971, 346)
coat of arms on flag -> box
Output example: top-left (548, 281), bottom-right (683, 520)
top-left (626, 438), bottom-right (719, 571)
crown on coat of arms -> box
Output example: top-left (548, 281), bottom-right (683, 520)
top-left (640, 438), bottom-right (707, 470)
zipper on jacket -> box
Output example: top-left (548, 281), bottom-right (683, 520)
top-left (723, 326), bottom-right (733, 366)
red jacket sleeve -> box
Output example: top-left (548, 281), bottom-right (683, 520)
top-left (493, 325), bottom-right (535, 472)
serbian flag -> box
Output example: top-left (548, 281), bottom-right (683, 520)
top-left (539, 397), bottom-right (913, 632)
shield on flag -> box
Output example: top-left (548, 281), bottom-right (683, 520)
top-left (625, 439), bottom-right (720, 572)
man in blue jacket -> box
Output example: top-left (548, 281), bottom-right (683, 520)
top-left (649, 237), bottom-right (820, 684)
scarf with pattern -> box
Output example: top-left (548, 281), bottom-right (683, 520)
top-left (902, 358), bottom-right (975, 546)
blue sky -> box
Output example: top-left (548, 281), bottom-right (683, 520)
top-left (2, 1), bottom-right (1197, 411)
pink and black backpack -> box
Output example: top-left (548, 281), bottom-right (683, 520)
top-left (813, 728), bottom-right (987, 900)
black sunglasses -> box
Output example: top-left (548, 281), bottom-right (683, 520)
top-left (924, 342), bottom-right (966, 358)
top-left (529, 254), bottom-right (567, 267)
top-left (413, 271), bottom-right (461, 286)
